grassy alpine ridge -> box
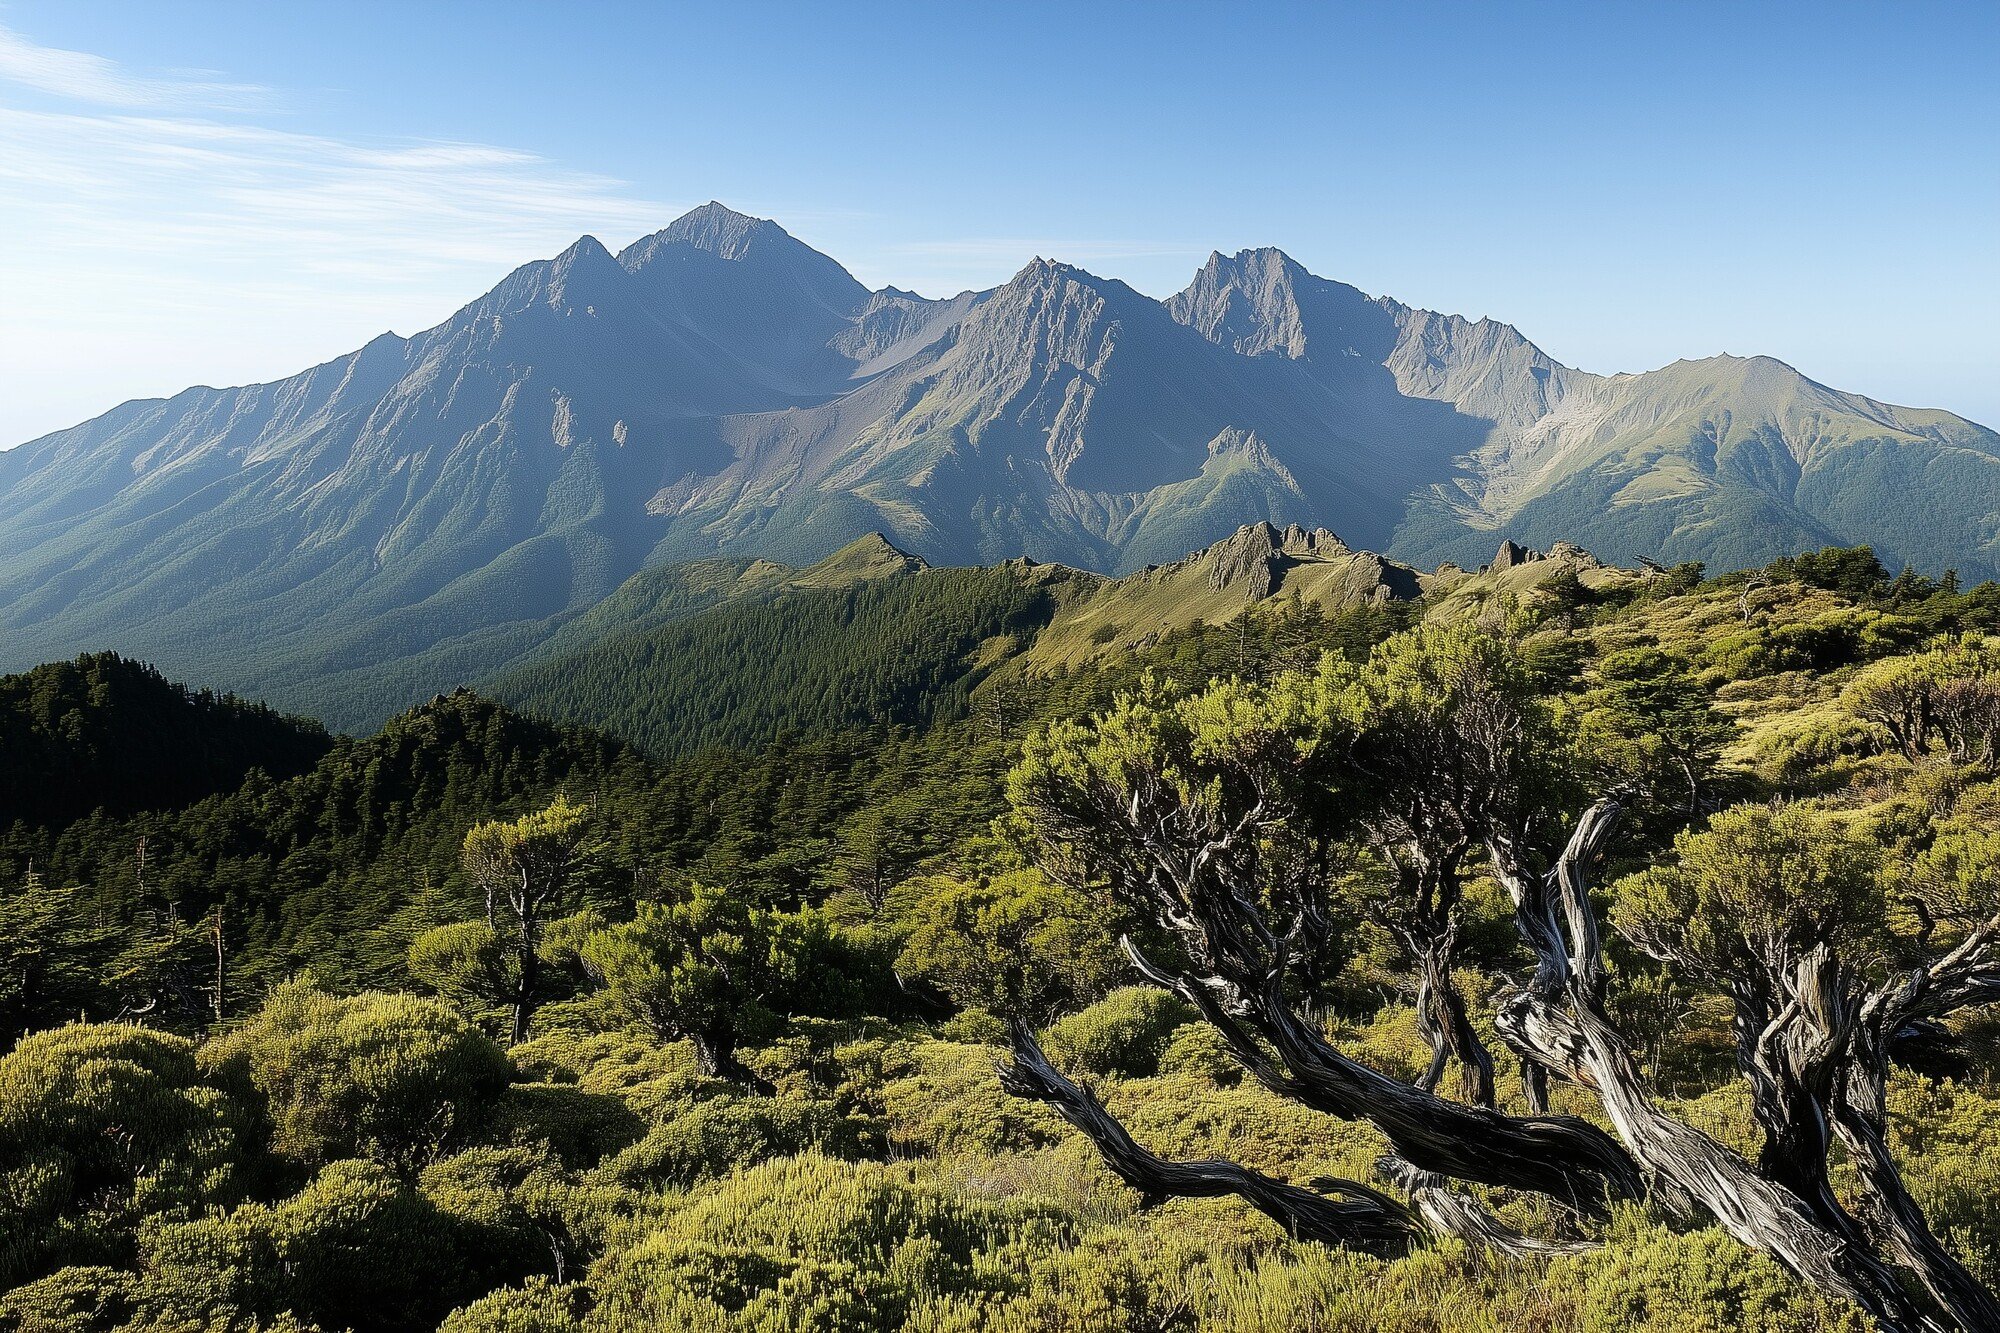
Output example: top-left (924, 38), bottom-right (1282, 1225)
top-left (13, 542), bottom-right (2000, 1329)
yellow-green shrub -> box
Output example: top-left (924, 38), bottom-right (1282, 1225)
top-left (1041, 987), bottom-right (1195, 1078)
top-left (202, 979), bottom-right (512, 1170)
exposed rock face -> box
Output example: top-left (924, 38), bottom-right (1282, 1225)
top-left (1022, 521), bottom-right (1444, 671)
top-left (1207, 522), bottom-right (1285, 594)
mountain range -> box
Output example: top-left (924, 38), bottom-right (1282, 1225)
top-left (4, 201), bottom-right (1995, 727)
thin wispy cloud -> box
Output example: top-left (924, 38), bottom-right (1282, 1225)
top-left (0, 22), bottom-right (271, 110)
top-left (0, 22), bottom-right (681, 443)
top-left (0, 108), bottom-right (674, 275)
top-left (0, 19), bottom-right (1212, 443)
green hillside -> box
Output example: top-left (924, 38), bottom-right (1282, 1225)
top-left (490, 561), bottom-right (1083, 756)
top-left (0, 652), bottom-right (330, 827)
top-left (12, 545), bottom-right (2000, 1330)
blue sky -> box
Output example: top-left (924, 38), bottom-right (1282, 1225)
top-left (2, 0), bottom-right (1995, 444)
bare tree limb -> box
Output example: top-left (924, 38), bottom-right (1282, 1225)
top-left (1121, 935), bottom-right (1644, 1215)
top-left (1375, 1156), bottom-right (1595, 1257)
top-left (998, 1022), bottom-right (1422, 1257)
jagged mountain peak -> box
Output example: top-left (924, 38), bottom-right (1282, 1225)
top-left (1191, 520), bottom-right (1354, 591)
top-left (613, 203), bottom-right (866, 313)
top-left (554, 233), bottom-right (615, 264)
top-left (652, 200), bottom-right (788, 259)
top-left (1022, 521), bottom-right (1428, 670)
top-left (1002, 255), bottom-right (1140, 297)
top-left (805, 531), bottom-right (929, 581)
top-left (1200, 245), bottom-right (1309, 279)
top-left (1168, 246), bottom-right (1378, 361)
top-left (540, 233), bottom-right (627, 302)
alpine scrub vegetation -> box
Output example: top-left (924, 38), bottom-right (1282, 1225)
top-left (11, 545), bottom-right (2000, 1328)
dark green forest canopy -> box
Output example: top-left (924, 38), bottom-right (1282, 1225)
top-left (0, 545), bottom-right (1987, 998)
top-left (488, 565), bottom-right (1068, 756)
top-left (3, 546), bottom-right (1992, 1002)
top-left (0, 653), bottom-right (330, 827)
top-left (0, 588), bottom-right (1420, 1002)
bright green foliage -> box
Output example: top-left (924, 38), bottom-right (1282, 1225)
top-left (1845, 634), bottom-right (2000, 762)
top-left (140, 1157), bottom-right (490, 1333)
top-left (1900, 829), bottom-right (2000, 940)
top-left (1157, 1020), bottom-right (1243, 1086)
top-left (1334, 620), bottom-right (1576, 848)
top-left (437, 1278), bottom-right (593, 1333)
top-left (1612, 804), bottom-right (1883, 979)
top-left (462, 797), bottom-right (595, 920)
top-left (1006, 669), bottom-right (1351, 969)
top-left (1884, 1079), bottom-right (2000, 1288)
top-left (587, 1155), bottom-right (1071, 1331)
top-left (202, 979), bottom-right (512, 1170)
top-left (1566, 1221), bottom-right (1870, 1333)
top-left (12, 553), bottom-right (2000, 1328)
top-left (0, 1265), bottom-right (138, 1333)
top-left (1578, 647), bottom-right (1735, 811)
top-left (420, 1145), bottom-right (623, 1289)
top-left (1745, 711), bottom-right (1883, 790)
top-left (604, 1096), bottom-right (868, 1189)
top-left (582, 887), bottom-right (857, 1082)
top-left (0, 1023), bottom-right (246, 1289)
top-left (1009, 627), bottom-right (1566, 1104)
top-left (1041, 987), bottom-right (1196, 1078)
top-left (409, 918), bottom-right (513, 1015)
top-left (866, 1038), bottom-right (1067, 1156)
top-left (895, 871), bottom-right (1124, 1023)
top-left (427, 795), bottom-right (599, 1043)
top-left (489, 1081), bottom-right (647, 1168)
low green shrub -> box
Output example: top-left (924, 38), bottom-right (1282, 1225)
top-left (603, 1097), bottom-right (874, 1190)
top-left (202, 979), bottom-right (512, 1171)
top-left (0, 1023), bottom-right (248, 1289)
top-left (1041, 987), bottom-right (1195, 1078)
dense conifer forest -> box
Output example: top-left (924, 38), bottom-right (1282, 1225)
top-left (11, 547), bottom-right (2000, 1330)
top-left (491, 565), bottom-right (1069, 756)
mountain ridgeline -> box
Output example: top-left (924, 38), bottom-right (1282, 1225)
top-left (486, 523), bottom-right (1656, 758)
top-left (4, 202), bottom-right (1997, 728)
top-left (0, 653), bottom-right (331, 828)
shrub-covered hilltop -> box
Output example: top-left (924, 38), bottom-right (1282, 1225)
top-left (12, 543), bottom-right (2000, 1331)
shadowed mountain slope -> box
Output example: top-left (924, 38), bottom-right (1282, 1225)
top-left (4, 205), bottom-right (1993, 727)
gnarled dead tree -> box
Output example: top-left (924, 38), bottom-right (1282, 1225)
top-left (1005, 629), bottom-right (2000, 1333)
top-left (1488, 804), bottom-right (1933, 1330)
top-left (1006, 652), bottom-right (1645, 1218)
top-left (1598, 808), bottom-right (2000, 1330)
top-left (1001, 1019), bottom-right (1591, 1259)
top-left (1335, 625), bottom-right (1563, 1108)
